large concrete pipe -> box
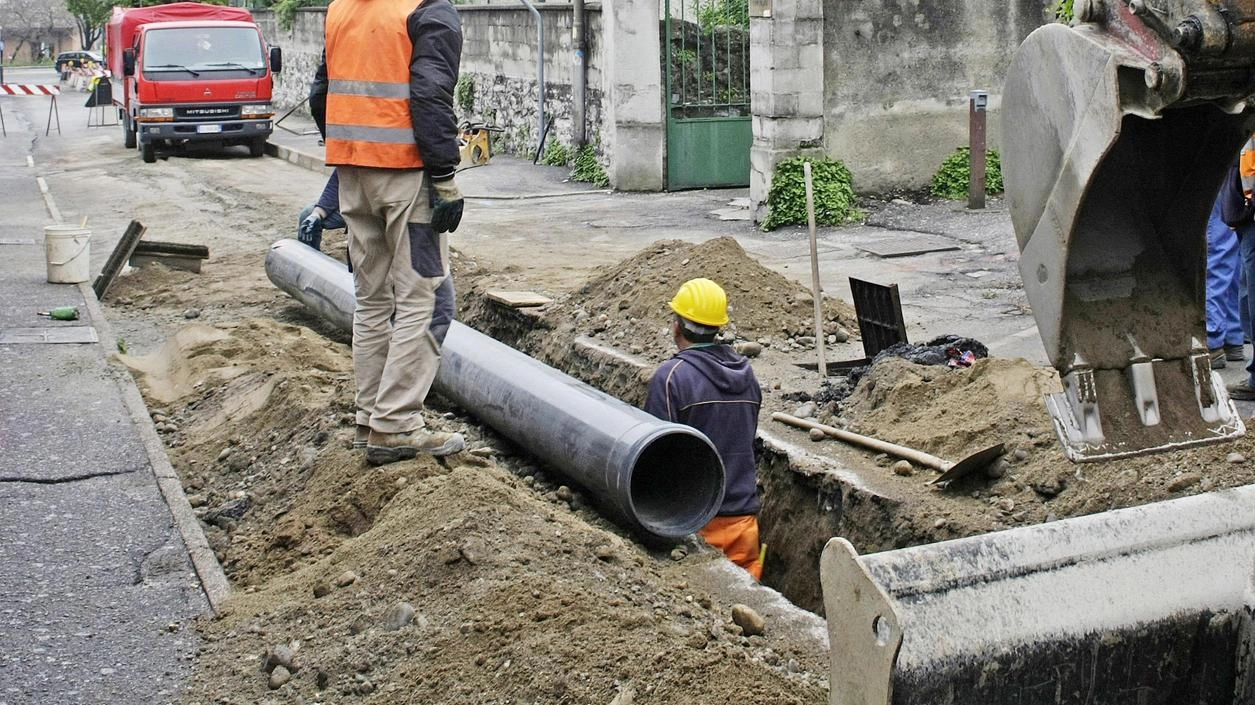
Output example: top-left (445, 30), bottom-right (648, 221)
top-left (265, 239), bottom-right (725, 540)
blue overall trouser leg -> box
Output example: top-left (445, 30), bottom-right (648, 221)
top-left (1206, 196), bottom-right (1243, 350)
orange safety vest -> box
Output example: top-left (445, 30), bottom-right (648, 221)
top-left (325, 0), bottom-right (425, 168)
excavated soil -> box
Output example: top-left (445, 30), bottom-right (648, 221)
top-left (105, 232), bottom-right (1255, 703)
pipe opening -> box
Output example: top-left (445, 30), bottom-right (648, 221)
top-left (630, 432), bottom-right (724, 538)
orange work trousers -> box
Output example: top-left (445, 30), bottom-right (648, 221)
top-left (700, 514), bottom-right (763, 580)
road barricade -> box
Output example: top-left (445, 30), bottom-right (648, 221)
top-left (0, 83), bottom-right (62, 137)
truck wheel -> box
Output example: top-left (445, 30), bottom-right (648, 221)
top-left (123, 117), bottom-right (136, 149)
top-left (141, 141), bottom-right (156, 164)
top-left (249, 137), bottom-right (267, 158)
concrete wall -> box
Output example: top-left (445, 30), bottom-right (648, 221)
top-left (751, 0), bottom-right (1051, 216)
top-left (824, 0), bottom-right (1049, 193)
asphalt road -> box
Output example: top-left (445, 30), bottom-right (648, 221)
top-left (1, 67), bottom-right (209, 705)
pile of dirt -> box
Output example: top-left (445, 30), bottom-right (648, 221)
top-left (118, 318), bottom-right (826, 704)
top-left (841, 356), bottom-right (1057, 461)
top-left (798, 353), bottom-right (1255, 540)
top-left (542, 237), bottom-right (857, 363)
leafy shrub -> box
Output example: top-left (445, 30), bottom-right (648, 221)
top-left (571, 145), bottom-right (609, 188)
top-left (761, 157), bottom-right (861, 231)
top-left (271, 0), bottom-right (318, 30)
top-left (1052, 0), bottom-right (1074, 22)
top-left (930, 147), bottom-right (1004, 201)
top-left (541, 141), bottom-right (570, 167)
top-left (697, 0), bottom-right (748, 28)
top-left (455, 76), bottom-right (475, 114)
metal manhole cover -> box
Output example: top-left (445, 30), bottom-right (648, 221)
top-left (0, 327), bottom-right (99, 344)
top-left (856, 236), bottom-right (961, 258)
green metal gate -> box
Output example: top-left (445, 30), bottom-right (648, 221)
top-left (663, 0), bottom-right (752, 190)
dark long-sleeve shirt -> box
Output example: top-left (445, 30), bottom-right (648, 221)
top-left (645, 345), bottom-right (762, 516)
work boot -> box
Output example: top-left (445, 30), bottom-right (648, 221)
top-left (1228, 379), bottom-right (1255, 402)
top-left (366, 428), bottom-right (466, 466)
top-left (1210, 348), bottom-right (1227, 370)
top-left (353, 424), bottom-right (370, 449)
top-left (1226, 343), bottom-right (1247, 362)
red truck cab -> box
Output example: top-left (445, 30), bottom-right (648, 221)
top-left (107, 3), bottom-right (282, 163)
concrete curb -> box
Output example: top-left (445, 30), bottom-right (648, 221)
top-left (78, 281), bottom-right (232, 613)
top-left (265, 139), bottom-right (333, 176)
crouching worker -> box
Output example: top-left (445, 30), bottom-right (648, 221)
top-left (645, 278), bottom-right (764, 579)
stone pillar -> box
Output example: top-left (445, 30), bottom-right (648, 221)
top-left (601, 0), bottom-right (665, 191)
top-left (749, 0), bottom-right (824, 222)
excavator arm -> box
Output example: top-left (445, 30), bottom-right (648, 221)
top-left (1003, 0), bottom-right (1255, 460)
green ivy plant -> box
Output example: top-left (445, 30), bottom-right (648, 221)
top-left (1052, 0), bottom-right (1074, 22)
top-left (761, 157), bottom-right (861, 231)
top-left (931, 147), bottom-right (1004, 200)
top-left (271, 0), bottom-right (316, 30)
top-left (541, 141), bottom-right (570, 167)
top-left (571, 145), bottom-right (609, 188)
top-left (455, 76), bottom-right (475, 114)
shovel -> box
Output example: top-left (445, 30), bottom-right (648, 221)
top-left (771, 412), bottom-right (1005, 485)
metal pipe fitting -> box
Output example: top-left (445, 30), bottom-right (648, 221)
top-left (264, 239), bottom-right (726, 540)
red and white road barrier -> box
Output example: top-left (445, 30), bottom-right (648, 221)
top-left (0, 84), bottom-right (62, 96)
top-left (0, 84), bottom-right (63, 137)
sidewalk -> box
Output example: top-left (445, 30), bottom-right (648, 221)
top-left (0, 150), bottom-right (220, 703)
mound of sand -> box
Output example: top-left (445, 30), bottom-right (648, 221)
top-left (551, 237), bottom-right (857, 360)
top-left (842, 356), bottom-right (1059, 460)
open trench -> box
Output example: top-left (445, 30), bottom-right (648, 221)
top-left (457, 291), bottom-right (917, 616)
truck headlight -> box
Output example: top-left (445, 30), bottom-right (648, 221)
top-left (137, 107), bottom-right (174, 121)
top-left (241, 103), bottom-right (273, 119)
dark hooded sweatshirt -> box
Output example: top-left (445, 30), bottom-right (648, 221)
top-left (645, 345), bottom-right (762, 516)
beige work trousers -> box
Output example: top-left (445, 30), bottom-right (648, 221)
top-left (339, 165), bottom-right (450, 434)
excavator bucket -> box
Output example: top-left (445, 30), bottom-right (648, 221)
top-left (820, 484), bottom-right (1255, 705)
top-left (1002, 0), bottom-right (1255, 460)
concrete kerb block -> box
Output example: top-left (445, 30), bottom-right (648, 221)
top-left (76, 281), bottom-right (232, 613)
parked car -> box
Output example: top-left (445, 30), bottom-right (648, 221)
top-left (55, 50), bottom-right (104, 73)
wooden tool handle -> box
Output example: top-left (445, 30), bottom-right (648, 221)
top-left (771, 412), bottom-right (950, 472)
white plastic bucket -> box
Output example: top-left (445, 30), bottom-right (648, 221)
top-left (45, 225), bottom-right (91, 284)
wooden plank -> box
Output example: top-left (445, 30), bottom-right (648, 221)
top-left (485, 290), bottom-right (552, 308)
top-left (133, 240), bottom-right (209, 259)
top-left (92, 220), bottom-right (146, 301)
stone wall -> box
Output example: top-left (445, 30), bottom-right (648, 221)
top-left (251, 4), bottom-right (611, 178)
top-left (751, 0), bottom-right (1052, 217)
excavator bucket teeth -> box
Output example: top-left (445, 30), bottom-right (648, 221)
top-left (1002, 8), bottom-right (1255, 460)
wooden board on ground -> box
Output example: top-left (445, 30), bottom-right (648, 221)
top-left (485, 290), bottom-right (552, 308)
top-left (92, 220), bottom-right (146, 300)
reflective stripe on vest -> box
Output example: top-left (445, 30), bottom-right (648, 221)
top-left (325, 0), bottom-right (424, 169)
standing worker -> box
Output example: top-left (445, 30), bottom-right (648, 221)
top-left (645, 278), bottom-right (764, 579)
top-left (313, 0), bottom-right (467, 464)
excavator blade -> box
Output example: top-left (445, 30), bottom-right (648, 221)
top-left (1002, 3), bottom-right (1255, 460)
top-left (821, 484), bottom-right (1255, 705)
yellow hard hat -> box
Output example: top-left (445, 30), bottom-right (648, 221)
top-left (669, 278), bottom-right (729, 327)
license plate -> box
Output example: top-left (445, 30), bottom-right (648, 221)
top-left (196, 124), bottom-right (222, 134)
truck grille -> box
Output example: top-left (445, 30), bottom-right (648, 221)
top-left (176, 105), bottom-right (240, 121)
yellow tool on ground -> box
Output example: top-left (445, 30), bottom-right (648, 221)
top-left (458, 121), bottom-right (499, 167)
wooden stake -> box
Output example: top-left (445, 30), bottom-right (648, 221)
top-left (804, 161), bottom-right (827, 378)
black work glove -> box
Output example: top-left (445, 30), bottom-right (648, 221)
top-left (298, 211), bottom-right (322, 248)
top-left (429, 176), bottom-right (464, 234)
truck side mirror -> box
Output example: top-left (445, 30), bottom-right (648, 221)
top-left (123, 48), bottom-right (135, 76)
top-left (269, 46), bottom-right (282, 74)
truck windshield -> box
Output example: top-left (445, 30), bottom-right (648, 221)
top-left (143, 27), bottom-right (265, 74)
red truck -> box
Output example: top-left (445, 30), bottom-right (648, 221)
top-left (106, 2), bottom-right (282, 163)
